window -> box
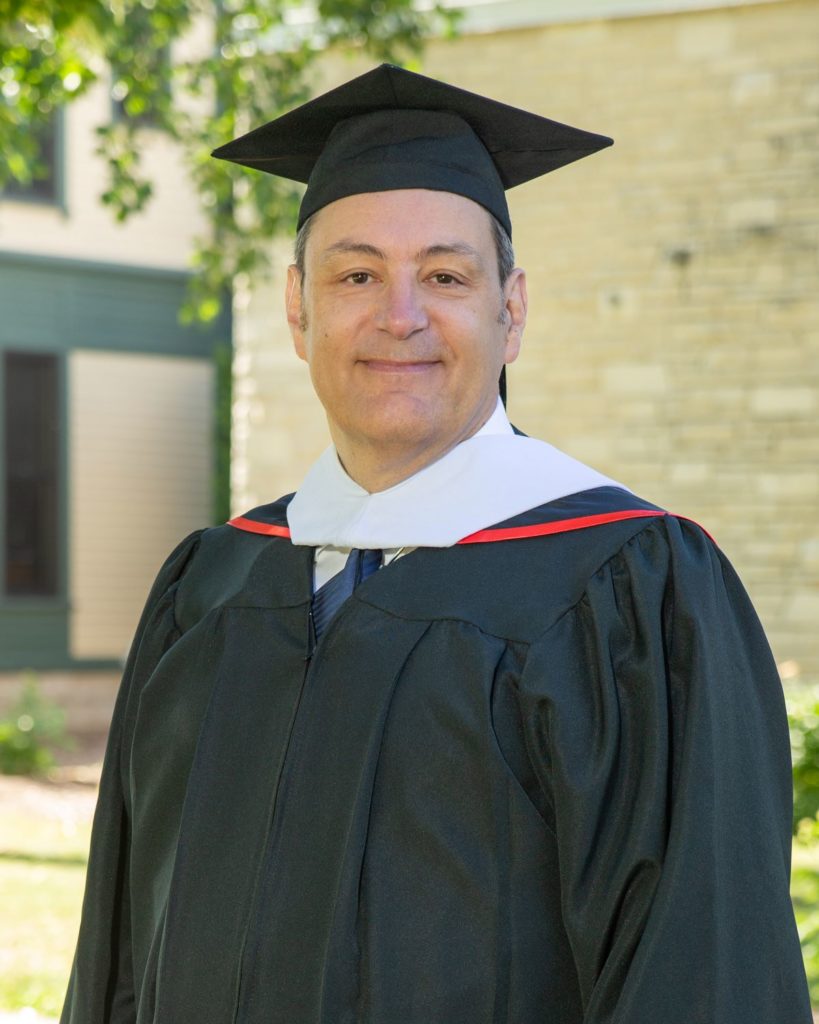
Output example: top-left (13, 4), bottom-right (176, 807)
top-left (111, 58), bottom-right (170, 128)
top-left (3, 114), bottom-right (61, 204)
top-left (4, 352), bottom-right (59, 596)
top-left (110, 9), bottom-right (171, 130)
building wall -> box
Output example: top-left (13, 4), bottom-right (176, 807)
top-left (0, 60), bottom-right (207, 270)
top-left (0, 20), bottom-right (223, 679)
top-left (235, 0), bottom-right (819, 678)
top-left (69, 350), bottom-right (213, 660)
top-left (0, 255), bottom-right (226, 671)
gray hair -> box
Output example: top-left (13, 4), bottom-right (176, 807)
top-left (293, 209), bottom-right (515, 287)
top-left (490, 215), bottom-right (515, 286)
top-left (293, 214), bottom-right (313, 280)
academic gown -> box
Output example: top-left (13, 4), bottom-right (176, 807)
top-left (61, 485), bottom-right (811, 1024)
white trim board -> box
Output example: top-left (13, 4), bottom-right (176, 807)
top-left (275, 0), bottom-right (792, 48)
top-left (419, 0), bottom-right (793, 34)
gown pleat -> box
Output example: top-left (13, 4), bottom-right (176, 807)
top-left (60, 488), bottom-right (812, 1024)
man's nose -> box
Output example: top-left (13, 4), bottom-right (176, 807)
top-left (374, 277), bottom-right (429, 339)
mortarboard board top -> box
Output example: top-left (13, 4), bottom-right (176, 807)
top-left (212, 63), bottom-right (613, 237)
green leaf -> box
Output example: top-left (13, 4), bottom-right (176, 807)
top-left (1, 0), bottom-right (459, 318)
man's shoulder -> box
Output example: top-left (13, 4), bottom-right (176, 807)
top-left (189, 493), bottom-right (296, 559)
top-left (472, 484), bottom-right (663, 538)
top-left (224, 494), bottom-right (295, 535)
top-left (487, 484), bottom-right (719, 587)
top-left (171, 494), bottom-right (306, 632)
top-left (455, 485), bottom-right (719, 634)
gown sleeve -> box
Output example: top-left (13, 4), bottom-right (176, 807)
top-left (60, 530), bottom-right (204, 1024)
top-left (518, 515), bottom-right (812, 1023)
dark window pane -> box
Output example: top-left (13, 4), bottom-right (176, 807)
top-left (4, 353), bottom-right (59, 596)
top-left (3, 116), bottom-right (60, 203)
top-left (112, 82), bottom-right (167, 127)
top-left (111, 35), bottom-right (170, 128)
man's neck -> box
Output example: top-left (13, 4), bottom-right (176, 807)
top-left (332, 401), bottom-right (502, 494)
top-left (334, 435), bottom-right (467, 493)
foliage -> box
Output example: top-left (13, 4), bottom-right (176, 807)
top-left (789, 684), bottom-right (819, 836)
top-left (792, 844), bottom-right (819, 1007)
top-left (213, 338), bottom-right (233, 522)
top-left (0, 673), bottom-right (72, 775)
top-left (0, 0), bottom-right (460, 321)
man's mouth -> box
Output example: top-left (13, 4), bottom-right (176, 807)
top-left (360, 359), bottom-right (440, 374)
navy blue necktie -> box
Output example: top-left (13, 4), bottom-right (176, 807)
top-left (311, 548), bottom-right (382, 640)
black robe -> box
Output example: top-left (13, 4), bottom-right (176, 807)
top-left (61, 486), bottom-right (811, 1023)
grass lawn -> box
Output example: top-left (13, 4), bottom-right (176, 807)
top-left (1, 773), bottom-right (818, 1017)
top-left (793, 841), bottom-right (819, 1007)
top-left (0, 783), bottom-right (93, 1019)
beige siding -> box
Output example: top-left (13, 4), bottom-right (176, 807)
top-left (0, 24), bottom-right (211, 271)
top-left (69, 350), bottom-right (213, 660)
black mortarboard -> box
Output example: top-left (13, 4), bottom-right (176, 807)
top-left (211, 63), bottom-right (613, 239)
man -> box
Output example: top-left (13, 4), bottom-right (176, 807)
top-left (62, 65), bottom-right (811, 1023)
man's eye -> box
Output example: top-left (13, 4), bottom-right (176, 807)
top-left (430, 273), bottom-right (460, 286)
top-left (345, 272), bottom-right (372, 284)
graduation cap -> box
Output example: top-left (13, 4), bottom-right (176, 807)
top-left (211, 63), bottom-right (613, 239)
top-left (212, 64), bottom-right (613, 403)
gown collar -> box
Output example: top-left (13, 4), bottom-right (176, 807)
top-left (286, 399), bottom-right (626, 549)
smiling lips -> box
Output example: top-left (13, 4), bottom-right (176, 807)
top-left (360, 359), bottom-right (441, 373)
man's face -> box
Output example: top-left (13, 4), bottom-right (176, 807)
top-left (286, 188), bottom-right (526, 476)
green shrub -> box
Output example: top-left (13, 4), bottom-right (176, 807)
top-left (788, 684), bottom-right (819, 837)
top-left (0, 674), bottom-right (72, 775)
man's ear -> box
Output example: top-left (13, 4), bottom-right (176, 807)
top-left (286, 265), bottom-right (307, 360)
top-left (503, 267), bottom-right (527, 365)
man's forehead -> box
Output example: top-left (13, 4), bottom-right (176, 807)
top-left (317, 239), bottom-right (489, 268)
top-left (307, 189), bottom-right (496, 254)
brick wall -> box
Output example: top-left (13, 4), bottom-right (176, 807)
top-left (234, 0), bottom-right (819, 678)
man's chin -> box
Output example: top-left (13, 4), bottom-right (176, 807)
top-left (357, 418), bottom-right (439, 452)
top-left (339, 402), bottom-right (444, 451)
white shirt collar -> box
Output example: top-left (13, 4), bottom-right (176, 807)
top-left (287, 399), bottom-right (624, 549)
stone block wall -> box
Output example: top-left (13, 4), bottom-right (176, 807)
top-left (234, 0), bottom-right (819, 679)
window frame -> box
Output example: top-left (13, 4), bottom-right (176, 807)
top-left (109, 40), bottom-right (172, 130)
top-left (0, 348), bottom-right (67, 609)
top-left (1, 108), bottom-right (67, 212)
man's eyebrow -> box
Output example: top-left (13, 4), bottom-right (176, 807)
top-left (319, 241), bottom-right (387, 262)
top-left (318, 240), bottom-right (487, 267)
top-left (417, 243), bottom-right (486, 268)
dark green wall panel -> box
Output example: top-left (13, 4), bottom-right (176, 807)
top-left (0, 603), bottom-right (68, 670)
top-left (0, 251), bottom-right (231, 669)
top-left (0, 251), bottom-right (230, 357)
